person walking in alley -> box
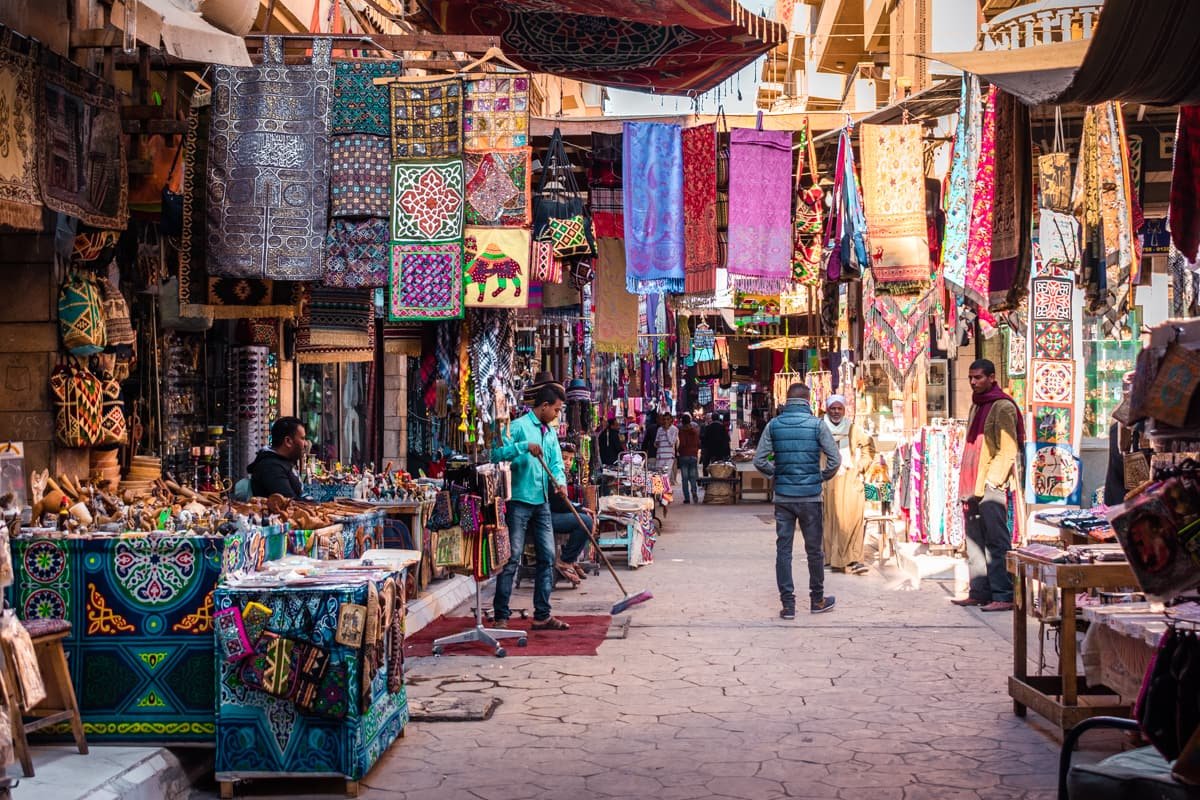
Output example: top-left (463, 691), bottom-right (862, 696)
top-left (677, 413), bottom-right (701, 503)
top-left (753, 383), bottom-right (841, 618)
top-left (701, 412), bottom-right (732, 474)
top-left (597, 416), bottom-right (625, 466)
top-left (655, 412), bottom-right (680, 486)
top-left (953, 359), bottom-right (1025, 613)
top-left (822, 395), bottom-right (875, 575)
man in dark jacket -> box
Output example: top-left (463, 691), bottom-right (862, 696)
top-left (753, 384), bottom-right (840, 618)
top-left (639, 410), bottom-right (659, 458)
top-left (597, 417), bottom-right (625, 466)
top-left (248, 417), bottom-right (307, 498)
top-left (700, 413), bottom-right (732, 474)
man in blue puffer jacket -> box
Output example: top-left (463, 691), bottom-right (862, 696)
top-left (753, 383), bottom-right (841, 618)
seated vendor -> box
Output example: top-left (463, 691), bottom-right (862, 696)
top-left (552, 444), bottom-right (593, 584)
top-left (246, 417), bottom-right (307, 498)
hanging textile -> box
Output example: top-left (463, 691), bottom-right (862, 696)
top-left (332, 60), bottom-right (401, 136)
top-left (295, 287), bottom-right (375, 363)
top-left (1171, 106), bottom-right (1200, 262)
top-left (860, 124), bottom-right (929, 285)
top-left (682, 123), bottom-right (718, 294)
top-left (178, 99), bottom-right (299, 319)
top-left (792, 120), bottom-right (824, 287)
top-left (622, 122), bottom-right (685, 294)
top-left (589, 131), bottom-right (624, 237)
top-left (463, 227), bottom-right (530, 308)
top-left (463, 74), bottom-right (530, 150)
top-left (986, 90), bottom-right (1033, 312)
top-left (863, 273), bottom-right (936, 387)
top-left (942, 74), bottom-right (981, 293)
top-left (207, 38), bottom-right (332, 280)
top-left (39, 48), bottom-right (128, 229)
top-left (324, 218), bottom-right (389, 288)
top-left (824, 127), bottom-right (869, 282)
top-left (464, 147), bottom-right (531, 227)
top-left (0, 29), bottom-right (42, 229)
top-left (963, 85), bottom-right (999, 307)
top-left (594, 238), bottom-right (638, 354)
top-left (470, 309), bottom-right (505, 425)
top-left (388, 77), bottom-right (463, 159)
top-left (1169, 246), bottom-right (1200, 318)
top-left (727, 125), bottom-right (792, 292)
top-left (329, 134), bottom-right (391, 218)
top-left (390, 157), bottom-right (465, 242)
top-left (388, 242), bottom-right (464, 321)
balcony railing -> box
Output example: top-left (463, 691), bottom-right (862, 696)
top-left (981, 1), bottom-right (1103, 50)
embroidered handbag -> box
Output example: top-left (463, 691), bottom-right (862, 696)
top-left (568, 258), bottom-right (594, 289)
top-left (1038, 108), bottom-right (1073, 214)
top-left (58, 270), bottom-right (107, 355)
top-left (547, 215), bottom-right (591, 258)
top-left (493, 498), bottom-right (511, 565)
top-left (99, 275), bottom-right (136, 348)
top-left (50, 362), bottom-right (103, 448)
top-left (533, 128), bottom-right (595, 257)
top-left (530, 239), bottom-right (561, 283)
top-left (429, 490), bottom-right (456, 530)
top-left (456, 493), bottom-right (483, 536)
top-left (792, 122), bottom-right (824, 286)
top-left (97, 370), bottom-right (127, 446)
top-left (1144, 343), bottom-right (1200, 427)
top-left (433, 525), bottom-right (467, 568)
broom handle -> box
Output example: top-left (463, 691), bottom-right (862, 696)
top-left (534, 451), bottom-right (630, 596)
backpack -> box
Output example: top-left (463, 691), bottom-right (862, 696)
top-left (58, 271), bottom-right (107, 355)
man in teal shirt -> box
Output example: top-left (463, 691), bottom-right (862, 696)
top-left (491, 381), bottom-right (571, 631)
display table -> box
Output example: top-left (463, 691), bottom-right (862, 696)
top-left (1007, 550), bottom-right (1138, 730)
top-left (735, 460), bottom-right (773, 502)
top-left (1081, 603), bottom-right (1166, 702)
top-left (10, 534), bottom-right (224, 742)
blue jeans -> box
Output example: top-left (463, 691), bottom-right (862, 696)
top-left (494, 500), bottom-right (555, 622)
top-left (964, 488), bottom-right (1014, 603)
top-left (553, 508), bottom-right (594, 563)
top-left (678, 456), bottom-right (699, 502)
top-left (775, 499), bottom-right (825, 606)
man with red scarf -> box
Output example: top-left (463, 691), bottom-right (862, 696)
top-left (953, 359), bottom-right (1025, 612)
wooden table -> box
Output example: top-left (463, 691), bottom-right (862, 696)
top-left (1007, 551), bottom-right (1139, 730)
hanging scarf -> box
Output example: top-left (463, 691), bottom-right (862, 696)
top-left (942, 75), bottom-right (981, 293)
top-left (825, 127), bottom-right (869, 282)
top-left (682, 123), bottom-right (719, 294)
top-left (1170, 106), bottom-right (1200, 262)
top-left (594, 238), bottom-right (639, 354)
top-left (728, 125), bottom-right (793, 292)
top-left (470, 310), bottom-right (501, 425)
top-left (622, 122), bottom-right (685, 294)
top-left (987, 90), bottom-right (1032, 312)
top-left (963, 86), bottom-right (998, 307)
top-left (860, 123), bottom-right (929, 285)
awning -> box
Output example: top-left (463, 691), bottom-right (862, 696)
top-left (925, 0), bottom-right (1200, 107)
top-left (118, 0), bottom-right (252, 67)
top-left (416, 0), bottom-right (786, 94)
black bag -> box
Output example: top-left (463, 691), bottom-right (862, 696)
top-left (533, 128), bottom-right (595, 258)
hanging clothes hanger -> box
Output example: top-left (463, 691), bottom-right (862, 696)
top-left (457, 46), bottom-right (527, 75)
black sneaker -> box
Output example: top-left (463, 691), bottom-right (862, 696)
top-left (779, 606), bottom-right (796, 620)
top-left (810, 596), bottom-right (836, 614)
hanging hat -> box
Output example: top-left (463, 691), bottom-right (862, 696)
top-left (565, 378), bottom-right (592, 403)
top-left (523, 371), bottom-right (564, 406)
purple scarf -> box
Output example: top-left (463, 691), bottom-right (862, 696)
top-left (728, 126), bottom-right (793, 292)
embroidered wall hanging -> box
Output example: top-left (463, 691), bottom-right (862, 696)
top-left (1038, 209), bottom-right (1081, 269)
top-left (463, 74), bottom-right (529, 150)
top-left (987, 90), bottom-right (1033, 312)
top-left (332, 60), bottom-right (402, 136)
top-left (207, 38), bottom-right (332, 280)
top-left (963, 85), bottom-right (998, 307)
top-left (324, 217), bottom-right (389, 288)
top-left (1007, 327), bottom-right (1027, 376)
top-left (389, 77), bottom-right (463, 159)
top-left (390, 158), bottom-right (464, 243)
top-left (463, 227), bottom-right (530, 308)
top-left (1026, 441), bottom-right (1082, 505)
top-left (464, 147), bottom-right (530, 227)
top-left (942, 75), bottom-right (981, 293)
top-left (389, 242), bottom-right (464, 321)
top-left (1030, 358), bottom-right (1075, 405)
top-left (860, 123), bottom-right (929, 284)
top-left (1031, 276), bottom-right (1073, 321)
top-left (1032, 403), bottom-right (1073, 445)
top-left (0, 29), bottom-right (42, 229)
top-left (682, 123), bottom-right (718, 294)
top-left (329, 135), bottom-right (390, 218)
top-left (1032, 320), bottom-right (1072, 360)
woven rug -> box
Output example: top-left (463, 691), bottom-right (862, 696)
top-left (463, 74), bottom-right (529, 150)
top-left (728, 127), bottom-right (792, 292)
top-left (329, 134), bottom-right (390, 218)
top-left (464, 227), bottom-right (531, 308)
top-left (682, 123), bottom-right (718, 294)
top-left (942, 75), bottom-right (981, 293)
top-left (39, 50), bottom-right (128, 229)
top-left (295, 287), bottom-right (375, 364)
top-left (964, 85), bottom-right (998, 307)
top-left (207, 38), bottom-right (332, 280)
top-left (860, 123), bottom-right (929, 285)
top-left (390, 157), bottom-right (464, 242)
top-left (0, 30), bottom-right (42, 229)
top-left (404, 614), bottom-right (612, 658)
top-left (389, 77), bottom-right (463, 159)
top-left (179, 101), bottom-right (298, 319)
top-left (324, 217), bottom-right (389, 288)
top-left (464, 147), bottom-right (530, 227)
top-left (594, 237), bottom-right (638, 354)
top-left (332, 59), bottom-right (402, 136)
top-left (622, 121), bottom-right (684, 294)
top-left (987, 91), bottom-right (1032, 312)
top-left (388, 242), bottom-right (464, 321)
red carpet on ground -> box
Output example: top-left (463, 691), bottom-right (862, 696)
top-left (405, 614), bottom-right (612, 657)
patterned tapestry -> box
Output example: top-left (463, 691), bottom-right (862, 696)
top-left (389, 78), bottom-right (463, 159)
top-left (1030, 358), bottom-right (1075, 405)
top-left (38, 50), bottom-right (128, 229)
top-left (11, 536), bottom-right (223, 742)
top-left (324, 217), bottom-right (389, 289)
top-left (463, 226), bottom-right (530, 308)
top-left (942, 75), bottom-right (981, 293)
top-left (860, 124), bottom-right (929, 285)
top-left (329, 135), bottom-right (391, 218)
top-left (294, 287), bottom-right (375, 364)
top-left (332, 60), bottom-right (402, 136)
top-left (622, 121), bottom-right (684, 294)
top-left (1031, 275), bottom-right (1075, 360)
top-left (207, 38), bottom-right (332, 280)
top-left (389, 242), bottom-right (464, 321)
top-left (390, 158), bottom-right (465, 243)
top-left (214, 578), bottom-right (408, 780)
top-left (594, 237), bottom-right (638, 354)
top-left (464, 147), bottom-right (530, 227)
top-left (986, 91), bottom-right (1032, 312)
top-left (0, 28), bottom-right (42, 229)
top-left (682, 123), bottom-right (718, 294)
top-left (179, 101), bottom-right (298, 319)
top-left (1025, 441), bottom-right (1082, 505)
top-left (463, 74), bottom-right (530, 150)
top-left (863, 273), bottom-right (936, 386)
top-left (728, 127), bottom-right (793, 292)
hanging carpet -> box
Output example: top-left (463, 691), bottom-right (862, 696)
top-left (463, 74), bottom-right (530, 150)
top-left (295, 287), bottom-right (375, 364)
top-left (682, 123), bottom-right (718, 295)
top-left (388, 77), bottom-right (463, 159)
top-left (324, 217), bottom-right (390, 288)
top-left (986, 90), bottom-right (1033, 312)
top-left (388, 241), bottom-right (464, 321)
top-left (464, 147), bottom-right (530, 227)
top-left (860, 123), bottom-right (929, 285)
top-left (622, 121), bottom-right (684, 294)
top-left (330, 134), bottom-right (391, 218)
top-left (0, 28), bottom-right (43, 230)
top-left (963, 85), bottom-right (998, 307)
top-left (727, 126), bottom-right (792, 293)
top-left (332, 59), bottom-right (402, 136)
top-left (942, 75), bottom-right (981, 294)
top-left (207, 37), bottom-right (332, 280)
top-left (594, 237), bottom-right (638, 354)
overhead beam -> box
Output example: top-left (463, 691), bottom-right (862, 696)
top-left (74, 29), bottom-right (500, 53)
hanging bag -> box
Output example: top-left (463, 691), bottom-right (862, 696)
top-left (1038, 107), bottom-right (1073, 214)
top-left (792, 119), bottom-right (824, 286)
top-left (50, 360), bottom-right (104, 448)
top-left (97, 370), bottom-right (127, 446)
top-left (58, 269), bottom-right (107, 356)
top-left (534, 128), bottom-right (595, 258)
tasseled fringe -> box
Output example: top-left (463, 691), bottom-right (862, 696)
top-left (0, 200), bottom-right (43, 231)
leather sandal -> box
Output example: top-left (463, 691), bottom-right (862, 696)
top-left (555, 561), bottom-right (581, 585)
top-left (531, 616), bottom-right (570, 631)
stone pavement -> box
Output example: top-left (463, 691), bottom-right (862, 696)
top-left (346, 501), bottom-right (1088, 800)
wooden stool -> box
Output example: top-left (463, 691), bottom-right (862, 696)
top-left (2, 618), bottom-right (87, 777)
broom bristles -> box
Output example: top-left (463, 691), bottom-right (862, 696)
top-left (611, 590), bottom-right (653, 615)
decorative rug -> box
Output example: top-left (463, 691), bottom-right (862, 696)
top-left (727, 126), bottom-right (792, 292)
top-left (594, 237), bottom-right (638, 354)
top-left (942, 75), bottom-right (981, 293)
top-left (329, 134), bottom-right (390, 218)
top-left (860, 123), bottom-right (929, 285)
top-left (622, 121), bottom-right (684, 294)
top-left (390, 157), bottom-right (465, 243)
top-left (404, 615), bottom-right (612, 658)
top-left (324, 217), bottom-right (389, 288)
top-left (39, 50), bottom-right (128, 229)
top-left (0, 29), bottom-right (42, 229)
top-left (389, 77), bottom-right (463, 159)
top-left (682, 123), bottom-right (718, 294)
top-left (332, 59), bottom-right (402, 136)
top-left (207, 38), bottom-right (332, 280)
top-left (963, 85), bottom-right (998, 307)
top-left (464, 147), bottom-right (530, 227)
top-left (295, 287), bottom-right (375, 364)
top-left (463, 227), bottom-right (530, 308)
top-left (463, 74), bottom-right (530, 150)
top-left (388, 242), bottom-right (464, 321)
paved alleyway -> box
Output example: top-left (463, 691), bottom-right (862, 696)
top-left (356, 502), bottom-right (1074, 800)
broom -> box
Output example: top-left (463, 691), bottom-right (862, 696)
top-left (534, 452), bottom-right (653, 615)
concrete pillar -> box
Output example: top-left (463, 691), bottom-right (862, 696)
top-left (381, 352), bottom-right (408, 471)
